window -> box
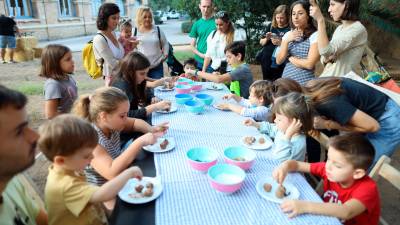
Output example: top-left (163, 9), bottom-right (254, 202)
top-left (116, 0), bottom-right (126, 16)
top-left (58, 0), bottom-right (74, 17)
top-left (6, 0), bottom-right (33, 18)
top-left (91, 0), bottom-right (104, 16)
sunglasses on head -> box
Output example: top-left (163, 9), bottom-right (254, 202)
top-left (215, 11), bottom-right (229, 19)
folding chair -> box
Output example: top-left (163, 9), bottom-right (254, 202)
top-left (369, 155), bottom-right (400, 225)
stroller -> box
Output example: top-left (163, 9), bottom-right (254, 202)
top-left (361, 54), bottom-right (400, 94)
top-left (166, 43), bottom-right (184, 76)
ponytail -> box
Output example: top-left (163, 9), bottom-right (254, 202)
top-left (72, 94), bottom-right (91, 121)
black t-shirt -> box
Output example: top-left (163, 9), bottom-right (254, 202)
top-left (315, 78), bottom-right (388, 125)
top-left (0, 16), bottom-right (16, 36)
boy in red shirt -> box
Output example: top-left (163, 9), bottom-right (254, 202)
top-left (273, 133), bottom-right (380, 225)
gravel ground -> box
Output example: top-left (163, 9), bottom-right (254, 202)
top-left (1, 50), bottom-right (399, 224)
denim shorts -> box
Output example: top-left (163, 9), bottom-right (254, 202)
top-left (366, 99), bottom-right (400, 165)
top-left (0, 35), bottom-right (16, 49)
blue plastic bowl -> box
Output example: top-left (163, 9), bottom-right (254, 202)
top-left (175, 93), bottom-right (193, 105)
top-left (184, 100), bottom-right (205, 114)
top-left (223, 146), bottom-right (256, 170)
top-left (196, 93), bottom-right (214, 105)
top-left (186, 147), bottom-right (218, 172)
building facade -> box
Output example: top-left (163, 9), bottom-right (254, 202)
top-left (0, 0), bottom-right (148, 40)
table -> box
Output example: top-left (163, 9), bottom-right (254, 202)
top-left (110, 83), bottom-right (341, 225)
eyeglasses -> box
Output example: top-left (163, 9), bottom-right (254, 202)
top-left (215, 11), bottom-right (229, 19)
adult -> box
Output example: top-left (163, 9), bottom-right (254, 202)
top-left (276, 0), bottom-right (319, 85)
top-left (258, 5), bottom-right (290, 81)
top-left (304, 77), bottom-right (400, 165)
top-left (203, 11), bottom-right (246, 73)
top-left (111, 52), bottom-right (171, 145)
top-left (0, 85), bottom-right (48, 225)
top-left (189, 0), bottom-right (216, 71)
top-left (310, 0), bottom-right (367, 77)
top-left (134, 7), bottom-right (169, 80)
top-left (93, 3), bottom-right (124, 86)
top-left (0, 14), bottom-right (19, 64)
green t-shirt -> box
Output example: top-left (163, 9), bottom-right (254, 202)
top-left (189, 17), bottom-right (216, 63)
top-left (0, 175), bottom-right (40, 225)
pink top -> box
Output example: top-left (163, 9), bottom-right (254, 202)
top-left (118, 36), bottom-right (135, 56)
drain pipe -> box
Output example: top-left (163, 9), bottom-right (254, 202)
top-left (42, 0), bottom-right (50, 40)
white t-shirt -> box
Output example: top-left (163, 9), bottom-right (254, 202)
top-left (205, 28), bottom-right (246, 70)
top-left (104, 32), bottom-right (124, 60)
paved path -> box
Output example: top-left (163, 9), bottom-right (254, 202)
top-left (38, 19), bottom-right (191, 52)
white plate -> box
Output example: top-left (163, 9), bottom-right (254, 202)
top-left (240, 135), bottom-right (273, 150)
top-left (118, 177), bottom-right (162, 204)
top-left (256, 177), bottom-right (300, 204)
top-left (156, 105), bottom-right (177, 114)
top-left (143, 137), bottom-right (175, 153)
top-left (206, 83), bottom-right (224, 90)
top-left (156, 86), bottom-right (174, 92)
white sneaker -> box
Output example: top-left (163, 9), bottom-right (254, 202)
top-left (0, 59), bottom-right (6, 64)
top-left (8, 60), bottom-right (16, 64)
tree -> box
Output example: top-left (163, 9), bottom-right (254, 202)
top-left (175, 0), bottom-right (293, 62)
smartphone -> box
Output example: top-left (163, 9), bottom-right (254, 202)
top-left (271, 33), bottom-right (281, 39)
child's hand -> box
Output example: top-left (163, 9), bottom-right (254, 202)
top-left (272, 162), bottom-right (289, 185)
top-left (152, 122), bottom-right (169, 134)
top-left (216, 103), bottom-right (231, 111)
top-left (151, 97), bottom-right (161, 104)
top-left (156, 100), bottom-right (171, 111)
top-left (285, 118), bottom-right (302, 139)
top-left (139, 133), bottom-right (159, 146)
top-left (222, 93), bottom-right (235, 100)
top-left (280, 199), bottom-right (307, 218)
top-left (127, 166), bottom-right (143, 181)
top-left (243, 118), bottom-right (258, 128)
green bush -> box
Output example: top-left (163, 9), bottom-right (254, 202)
top-left (181, 21), bottom-right (193, 34)
top-left (154, 15), bottom-right (163, 25)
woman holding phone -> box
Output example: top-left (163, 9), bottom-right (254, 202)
top-left (258, 5), bottom-right (290, 81)
top-left (276, 0), bottom-right (320, 85)
top-left (310, 0), bottom-right (367, 77)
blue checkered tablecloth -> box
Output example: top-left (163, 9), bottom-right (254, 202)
top-left (152, 83), bottom-right (340, 225)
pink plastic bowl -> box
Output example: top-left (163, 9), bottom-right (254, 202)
top-left (175, 84), bottom-right (192, 94)
top-left (207, 164), bottom-right (246, 193)
top-left (223, 146), bottom-right (256, 170)
top-left (186, 147), bottom-right (218, 172)
top-left (191, 83), bottom-right (203, 91)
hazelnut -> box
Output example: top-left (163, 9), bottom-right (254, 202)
top-left (146, 182), bottom-right (154, 189)
top-left (135, 184), bottom-right (144, 193)
top-left (263, 183), bottom-right (272, 192)
top-left (160, 139), bottom-right (169, 149)
top-left (275, 185), bottom-right (287, 199)
top-left (143, 188), bottom-right (153, 197)
top-left (259, 137), bottom-right (265, 144)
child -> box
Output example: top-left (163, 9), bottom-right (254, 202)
top-left (217, 80), bottom-right (273, 121)
top-left (244, 92), bottom-right (313, 162)
top-left (39, 114), bottom-right (143, 225)
top-left (39, 44), bottom-right (78, 119)
top-left (179, 58), bottom-right (199, 81)
top-left (72, 87), bottom-right (167, 208)
top-left (118, 19), bottom-right (138, 56)
top-left (187, 41), bottom-right (253, 98)
top-left (273, 133), bottom-right (380, 225)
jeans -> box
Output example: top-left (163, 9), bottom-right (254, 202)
top-left (148, 63), bottom-right (164, 79)
top-left (0, 35), bottom-right (16, 49)
top-left (196, 60), bottom-right (213, 73)
top-left (366, 99), bottom-right (400, 165)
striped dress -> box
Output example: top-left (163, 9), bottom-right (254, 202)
top-left (281, 31), bottom-right (318, 85)
top-left (85, 124), bottom-right (123, 186)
